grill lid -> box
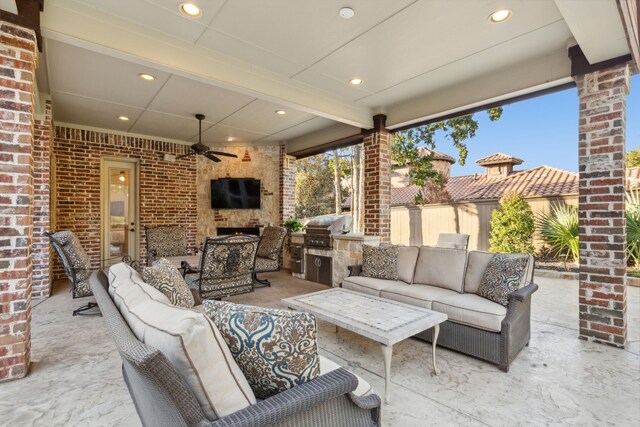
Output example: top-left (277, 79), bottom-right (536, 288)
top-left (305, 214), bottom-right (352, 234)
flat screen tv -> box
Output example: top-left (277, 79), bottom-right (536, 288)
top-left (211, 178), bottom-right (261, 209)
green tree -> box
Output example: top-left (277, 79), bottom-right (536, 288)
top-left (295, 154), bottom-right (334, 218)
top-left (489, 192), bottom-right (535, 254)
top-left (392, 108), bottom-right (503, 204)
top-left (626, 148), bottom-right (640, 167)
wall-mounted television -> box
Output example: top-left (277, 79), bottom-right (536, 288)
top-left (211, 178), bottom-right (261, 209)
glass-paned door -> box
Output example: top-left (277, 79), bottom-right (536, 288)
top-left (102, 159), bottom-right (138, 267)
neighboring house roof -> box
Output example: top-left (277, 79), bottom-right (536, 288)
top-left (475, 152), bottom-right (524, 166)
top-left (417, 147), bottom-right (456, 164)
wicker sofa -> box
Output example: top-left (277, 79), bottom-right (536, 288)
top-left (343, 246), bottom-right (538, 372)
top-left (90, 267), bottom-right (381, 427)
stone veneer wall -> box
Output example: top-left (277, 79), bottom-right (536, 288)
top-left (53, 126), bottom-right (197, 275)
top-left (32, 100), bottom-right (53, 298)
top-left (196, 144), bottom-right (281, 242)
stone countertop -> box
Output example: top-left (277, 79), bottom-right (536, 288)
top-left (291, 231), bottom-right (380, 242)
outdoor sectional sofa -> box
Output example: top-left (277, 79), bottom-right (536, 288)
top-left (90, 265), bottom-right (381, 427)
top-left (343, 246), bottom-right (538, 372)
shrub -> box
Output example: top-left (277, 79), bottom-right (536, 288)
top-left (627, 191), bottom-right (640, 266)
top-left (537, 204), bottom-right (579, 263)
top-left (489, 192), bottom-right (535, 254)
top-left (283, 218), bottom-right (305, 251)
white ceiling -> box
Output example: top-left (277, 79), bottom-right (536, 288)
top-left (37, 0), bottom-right (634, 150)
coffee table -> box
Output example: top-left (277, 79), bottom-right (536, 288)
top-left (282, 288), bottom-right (447, 404)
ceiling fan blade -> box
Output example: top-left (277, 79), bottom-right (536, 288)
top-left (206, 151), bottom-right (238, 158)
top-left (175, 152), bottom-right (197, 160)
top-left (204, 152), bottom-right (222, 162)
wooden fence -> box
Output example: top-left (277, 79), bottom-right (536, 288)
top-left (390, 195), bottom-right (579, 251)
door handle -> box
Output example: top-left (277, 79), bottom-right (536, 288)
top-left (129, 228), bottom-right (135, 232)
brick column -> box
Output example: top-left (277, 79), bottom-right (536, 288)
top-left (575, 63), bottom-right (630, 348)
top-left (32, 99), bottom-right (52, 298)
top-left (363, 114), bottom-right (392, 242)
top-left (0, 21), bottom-right (38, 382)
top-left (279, 143), bottom-right (296, 225)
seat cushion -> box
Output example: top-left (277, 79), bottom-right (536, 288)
top-left (255, 256), bottom-right (279, 272)
top-left (318, 356), bottom-right (372, 397)
top-left (396, 246), bottom-right (419, 284)
top-left (477, 253), bottom-right (530, 306)
top-left (361, 245), bottom-right (399, 280)
top-left (112, 279), bottom-right (256, 420)
top-left (380, 284), bottom-right (459, 310)
top-left (143, 258), bottom-right (195, 308)
top-left (413, 246), bottom-right (467, 293)
top-left (204, 300), bottom-right (320, 399)
top-left (432, 293), bottom-right (507, 332)
top-left (342, 275), bottom-right (404, 297)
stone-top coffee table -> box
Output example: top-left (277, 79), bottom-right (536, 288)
top-left (282, 288), bottom-right (447, 404)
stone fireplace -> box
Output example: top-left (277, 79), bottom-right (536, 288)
top-left (217, 227), bottom-right (260, 236)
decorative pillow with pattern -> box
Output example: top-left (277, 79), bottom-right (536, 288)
top-left (477, 253), bottom-right (529, 306)
top-left (203, 300), bottom-right (320, 399)
top-left (143, 258), bottom-right (195, 308)
top-left (361, 244), bottom-right (399, 280)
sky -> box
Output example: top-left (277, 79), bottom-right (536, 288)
top-left (433, 74), bottom-right (640, 176)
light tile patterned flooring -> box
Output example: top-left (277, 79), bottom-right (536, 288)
top-left (0, 272), bottom-right (638, 426)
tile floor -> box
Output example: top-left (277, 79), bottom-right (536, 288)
top-left (0, 272), bottom-right (638, 426)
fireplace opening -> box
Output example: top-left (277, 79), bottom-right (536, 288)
top-left (217, 227), bottom-right (260, 236)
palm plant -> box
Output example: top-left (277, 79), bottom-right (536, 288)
top-left (537, 204), bottom-right (579, 263)
top-left (626, 190), bottom-right (640, 266)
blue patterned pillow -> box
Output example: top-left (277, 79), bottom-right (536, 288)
top-left (203, 300), bottom-right (320, 399)
top-left (361, 244), bottom-right (399, 280)
top-left (477, 254), bottom-right (529, 306)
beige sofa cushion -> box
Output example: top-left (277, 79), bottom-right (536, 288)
top-left (413, 246), bottom-right (467, 292)
top-left (318, 356), bottom-right (372, 397)
top-left (111, 269), bottom-right (256, 420)
top-left (342, 276), bottom-right (404, 297)
top-left (108, 263), bottom-right (170, 304)
top-left (464, 252), bottom-right (535, 294)
top-left (380, 284), bottom-right (459, 310)
top-left (432, 294), bottom-right (507, 332)
top-left (396, 246), bottom-right (419, 284)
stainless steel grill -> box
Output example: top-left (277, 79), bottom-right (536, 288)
top-left (304, 214), bottom-right (352, 248)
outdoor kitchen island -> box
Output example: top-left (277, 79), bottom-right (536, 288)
top-left (291, 216), bottom-right (381, 287)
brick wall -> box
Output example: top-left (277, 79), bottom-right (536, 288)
top-left (0, 21), bottom-right (37, 382)
top-left (32, 100), bottom-right (52, 298)
top-left (575, 63), bottom-right (630, 347)
top-left (279, 143), bottom-right (296, 225)
top-left (363, 119), bottom-right (392, 242)
top-left (53, 127), bottom-right (197, 275)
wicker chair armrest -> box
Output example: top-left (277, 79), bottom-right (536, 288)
top-left (208, 368), bottom-right (369, 427)
top-left (347, 264), bottom-right (363, 277)
top-left (509, 282), bottom-right (539, 303)
top-left (347, 392), bottom-right (382, 411)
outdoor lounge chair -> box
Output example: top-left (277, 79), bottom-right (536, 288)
top-left (144, 225), bottom-right (199, 267)
top-left (253, 226), bottom-right (287, 287)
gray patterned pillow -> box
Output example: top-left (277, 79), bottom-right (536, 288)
top-left (477, 254), bottom-right (529, 306)
top-left (143, 258), bottom-right (195, 308)
top-left (203, 300), bottom-right (320, 399)
top-left (361, 245), bottom-right (399, 280)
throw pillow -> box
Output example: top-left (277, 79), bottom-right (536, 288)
top-left (361, 244), bottom-right (399, 280)
top-left (477, 253), bottom-right (529, 306)
top-left (203, 300), bottom-right (320, 399)
top-left (143, 258), bottom-right (195, 308)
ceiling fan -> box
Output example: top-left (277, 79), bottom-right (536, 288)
top-left (176, 114), bottom-right (238, 163)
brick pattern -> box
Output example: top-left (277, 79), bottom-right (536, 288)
top-left (32, 100), bottom-right (52, 298)
top-left (575, 63), bottom-right (630, 348)
top-left (53, 127), bottom-right (197, 274)
top-left (363, 129), bottom-right (392, 242)
top-left (279, 144), bottom-right (296, 225)
top-left (0, 21), bottom-right (37, 382)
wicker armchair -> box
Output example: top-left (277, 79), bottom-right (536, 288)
top-left (47, 230), bottom-right (98, 316)
top-left (144, 225), bottom-right (198, 266)
top-left (90, 270), bottom-right (381, 426)
top-left (184, 235), bottom-right (259, 300)
top-left (253, 226), bottom-right (287, 288)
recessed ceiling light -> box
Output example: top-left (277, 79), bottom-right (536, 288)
top-left (138, 73), bottom-right (156, 81)
top-left (339, 7), bottom-right (355, 19)
top-left (275, 110), bottom-right (286, 115)
top-left (349, 78), bottom-right (364, 86)
top-left (179, 2), bottom-right (202, 17)
top-left (227, 137), bottom-right (234, 142)
top-left (117, 115), bottom-right (130, 121)
top-left (488, 9), bottom-right (512, 23)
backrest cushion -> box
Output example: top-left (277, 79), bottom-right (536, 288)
top-left (108, 262), bottom-right (168, 302)
top-left (361, 244), bottom-right (399, 280)
top-left (143, 258), bottom-right (195, 308)
top-left (396, 246), bottom-right (419, 284)
top-left (146, 226), bottom-right (187, 257)
top-left (464, 251), bottom-right (495, 294)
top-left (477, 253), bottom-right (530, 306)
top-left (111, 275), bottom-right (256, 420)
top-left (413, 246), bottom-right (467, 292)
top-left (203, 300), bottom-right (320, 399)
top-left (256, 226), bottom-right (287, 260)
top-left (436, 233), bottom-right (470, 249)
